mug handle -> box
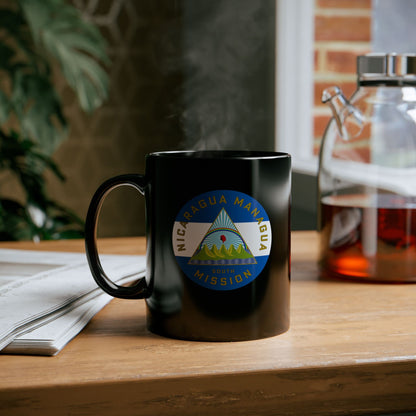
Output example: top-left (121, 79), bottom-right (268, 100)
top-left (85, 174), bottom-right (150, 299)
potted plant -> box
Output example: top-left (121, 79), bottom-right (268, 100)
top-left (0, 0), bottom-right (109, 240)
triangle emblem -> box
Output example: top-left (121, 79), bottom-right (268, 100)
top-left (188, 208), bottom-right (256, 265)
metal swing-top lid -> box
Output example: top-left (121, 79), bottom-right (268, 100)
top-left (357, 53), bottom-right (416, 84)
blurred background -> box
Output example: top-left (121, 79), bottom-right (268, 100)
top-left (47, 0), bottom-right (276, 238)
top-left (1, 0), bottom-right (414, 239)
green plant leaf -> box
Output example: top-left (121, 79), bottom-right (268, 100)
top-left (19, 0), bottom-right (110, 113)
top-left (0, 9), bottom-right (25, 38)
top-left (0, 131), bottom-right (85, 241)
top-left (0, 130), bottom-right (64, 206)
top-left (0, 91), bottom-right (10, 123)
top-left (11, 71), bottom-right (67, 154)
top-left (0, 43), bottom-right (15, 70)
top-left (0, 0), bottom-right (106, 240)
top-left (0, 198), bottom-right (33, 241)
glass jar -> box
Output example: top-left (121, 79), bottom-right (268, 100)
top-left (319, 53), bottom-right (416, 282)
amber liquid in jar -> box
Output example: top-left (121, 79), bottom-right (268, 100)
top-left (320, 194), bottom-right (416, 282)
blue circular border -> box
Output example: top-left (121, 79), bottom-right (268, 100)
top-left (173, 190), bottom-right (271, 291)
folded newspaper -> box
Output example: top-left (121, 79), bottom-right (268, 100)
top-left (0, 249), bottom-right (145, 356)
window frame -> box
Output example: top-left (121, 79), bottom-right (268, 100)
top-left (275, 0), bottom-right (317, 175)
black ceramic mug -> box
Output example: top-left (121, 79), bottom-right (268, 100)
top-left (85, 150), bottom-right (291, 341)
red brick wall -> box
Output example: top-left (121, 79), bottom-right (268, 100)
top-left (313, 0), bottom-right (372, 155)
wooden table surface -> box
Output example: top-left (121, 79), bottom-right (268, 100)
top-left (0, 231), bottom-right (415, 416)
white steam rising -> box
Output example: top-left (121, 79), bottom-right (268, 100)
top-left (180, 0), bottom-right (274, 150)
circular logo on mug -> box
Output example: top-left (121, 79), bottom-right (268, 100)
top-left (172, 190), bottom-right (272, 291)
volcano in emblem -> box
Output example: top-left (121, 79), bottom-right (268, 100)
top-left (188, 208), bottom-right (256, 265)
